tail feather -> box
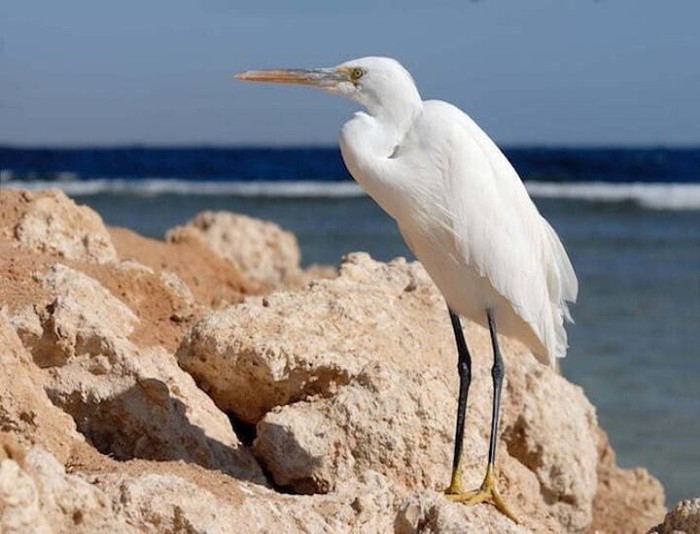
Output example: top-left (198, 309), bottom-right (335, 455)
top-left (541, 218), bottom-right (578, 362)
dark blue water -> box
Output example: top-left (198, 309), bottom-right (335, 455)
top-left (1, 146), bottom-right (699, 504)
top-left (2, 145), bottom-right (700, 183)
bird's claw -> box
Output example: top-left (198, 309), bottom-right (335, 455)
top-left (444, 466), bottom-right (519, 524)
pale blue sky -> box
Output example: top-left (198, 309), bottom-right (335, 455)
top-left (1, 1), bottom-right (698, 146)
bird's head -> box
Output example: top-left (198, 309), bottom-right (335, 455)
top-left (235, 56), bottom-right (421, 117)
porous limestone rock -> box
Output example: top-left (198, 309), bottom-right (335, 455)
top-left (0, 440), bottom-right (51, 534)
top-left (26, 263), bottom-right (139, 367)
top-left (501, 351), bottom-right (599, 531)
top-left (648, 498), bottom-right (700, 534)
top-left (0, 316), bottom-right (82, 463)
top-left (587, 428), bottom-right (666, 534)
top-left (0, 190), bottom-right (671, 533)
top-left (177, 253), bottom-right (454, 424)
top-left (180, 253), bottom-right (602, 532)
top-left (22, 447), bottom-right (132, 533)
top-left (395, 490), bottom-right (532, 534)
top-left (13, 189), bottom-right (117, 263)
top-left (94, 468), bottom-right (399, 534)
top-left (254, 363), bottom-right (454, 495)
top-left (12, 263), bottom-right (263, 483)
top-left (167, 210), bottom-right (302, 287)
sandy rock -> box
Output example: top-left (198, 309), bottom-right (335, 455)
top-left (25, 263), bottom-right (138, 366)
top-left (3, 439), bottom-right (398, 534)
top-left (94, 468), bottom-right (398, 534)
top-left (587, 428), bottom-right (666, 534)
top-left (0, 455), bottom-right (52, 534)
top-left (12, 189), bottom-right (117, 263)
top-left (648, 498), bottom-right (700, 534)
top-left (0, 190), bottom-right (671, 534)
top-left (181, 253), bottom-right (603, 532)
top-left (12, 263), bottom-right (263, 483)
top-left (177, 253), bottom-right (453, 424)
top-left (23, 447), bottom-right (132, 533)
top-left (167, 210), bottom-right (302, 287)
top-left (254, 363), bottom-right (454, 494)
top-left (0, 316), bottom-right (82, 463)
top-left (502, 351), bottom-right (599, 531)
top-left (109, 225), bottom-right (252, 307)
top-left (395, 490), bottom-right (532, 534)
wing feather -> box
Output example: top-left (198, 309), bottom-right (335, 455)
top-left (403, 100), bottom-right (578, 362)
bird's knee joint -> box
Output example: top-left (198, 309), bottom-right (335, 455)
top-left (457, 359), bottom-right (471, 381)
top-left (491, 359), bottom-right (505, 382)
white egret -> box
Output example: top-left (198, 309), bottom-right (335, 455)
top-left (235, 57), bottom-right (577, 523)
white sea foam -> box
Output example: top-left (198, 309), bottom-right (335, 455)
top-left (525, 181), bottom-right (700, 210)
top-left (1, 178), bottom-right (366, 198)
top-left (3, 176), bottom-right (700, 210)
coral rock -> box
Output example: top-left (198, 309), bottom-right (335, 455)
top-left (648, 498), bottom-right (700, 534)
top-left (11, 263), bottom-right (263, 483)
top-left (181, 253), bottom-right (608, 532)
top-left (12, 189), bottom-right (117, 263)
top-left (167, 211), bottom-right (302, 287)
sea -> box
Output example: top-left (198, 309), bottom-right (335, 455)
top-left (1, 146), bottom-right (699, 504)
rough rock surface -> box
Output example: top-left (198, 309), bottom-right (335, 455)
top-left (109, 226), bottom-right (254, 308)
top-left (11, 262), bottom-right (262, 483)
top-left (648, 498), bottom-right (700, 534)
top-left (7, 189), bottom-right (117, 263)
top-left (586, 428), bottom-right (666, 534)
top-left (177, 255), bottom-right (452, 423)
top-left (0, 189), bottom-right (674, 533)
top-left (396, 490), bottom-right (531, 534)
top-left (178, 252), bottom-right (654, 533)
top-left (0, 317), bottom-right (83, 463)
top-left (167, 210), bottom-right (302, 288)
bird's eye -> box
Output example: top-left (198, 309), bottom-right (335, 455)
top-left (350, 67), bottom-right (364, 81)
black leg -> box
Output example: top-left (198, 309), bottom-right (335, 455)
top-left (486, 309), bottom-right (505, 467)
top-left (445, 308), bottom-right (518, 523)
top-left (448, 307), bottom-right (472, 486)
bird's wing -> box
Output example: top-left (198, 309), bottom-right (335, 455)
top-left (400, 100), bottom-right (577, 361)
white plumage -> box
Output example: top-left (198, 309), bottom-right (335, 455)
top-left (336, 57), bottom-right (577, 365)
top-left (235, 56), bottom-right (579, 520)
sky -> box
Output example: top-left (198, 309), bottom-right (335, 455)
top-left (1, 0), bottom-right (699, 146)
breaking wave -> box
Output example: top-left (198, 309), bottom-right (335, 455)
top-left (2, 172), bottom-right (699, 210)
top-left (525, 181), bottom-right (700, 210)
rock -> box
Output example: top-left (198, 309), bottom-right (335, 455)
top-left (11, 263), bottom-right (263, 484)
top-left (502, 350), bottom-right (599, 531)
top-left (22, 447), bottom-right (132, 533)
top-left (167, 211), bottom-right (302, 288)
top-left (9, 189), bottom-right (117, 263)
top-left (82, 259), bottom-right (200, 352)
top-left (27, 263), bottom-right (139, 367)
top-left (254, 363), bottom-right (454, 495)
top-left (587, 428), bottom-right (666, 534)
top-left (0, 441), bottom-right (137, 533)
top-left (0, 444), bottom-right (52, 534)
top-left (109, 226), bottom-right (253, 307)
top-left (177, 253), bottom-right (453, 424)
top-left (2, 439), bottom-right (399, 534)
top-left (648, 498), bottom-right (700, 534)
top-left (0, 189), bottom-right (671, 534)
top-left (94, 467), bottom-right (398, 533)
top-left (180, 253), bottom-right (605, 532)
top-left (0, 316), bottom-right (82, 463)
top-left (395, 490), bottom-right (532, 534)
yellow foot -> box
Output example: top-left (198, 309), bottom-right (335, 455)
top-left (445, 466), bottom-right (519, 524)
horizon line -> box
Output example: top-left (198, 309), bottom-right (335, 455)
top-left (1, 142), bottom-right (699, 151)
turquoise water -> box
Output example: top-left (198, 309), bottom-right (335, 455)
top-left (69, 191), bottom-right (700, 505)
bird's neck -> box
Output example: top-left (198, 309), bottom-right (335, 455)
top-left (339, 99), bottom-right (422, 221)
top-left (364, 88), bottom-right (422, 148)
